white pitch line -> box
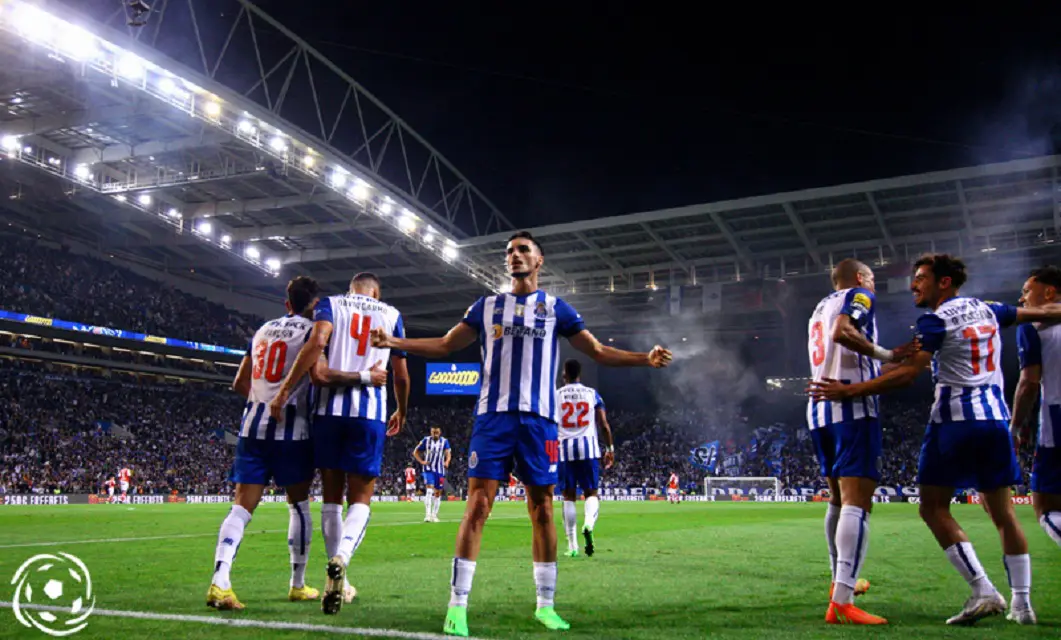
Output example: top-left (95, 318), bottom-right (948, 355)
top-left (0, 602), bottom-right (489, 640)
top-left (0, 515), bottom-right (525, 549)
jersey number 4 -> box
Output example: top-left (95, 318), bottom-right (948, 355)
top-left (561, 401), bottom-right (590, 428)
top-left (349, 313), bottom-right (372, 357)
top-left (253, 341), bottom-right (287, 383)
top-left (962, 325), bottom-right (997, 374)
top-left (810, 321), bottom-right (825, 366)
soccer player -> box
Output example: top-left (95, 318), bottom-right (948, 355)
top-left (810, 254), bottom-right (1061, 625)
top-left (371, 230), bottom-right (672, 637)
top-left (1011, 266), bottom-right (1061, 564)
top-left (415, 427), bottom-right (451, 523)
top-left (667, 472), bottom-right (680, 504)
top-left (119, 467), bottom-right (131, 504)
top-left (104, 477), bottom-right (116, 504)
top-left (556, 358), bottom-right (613, 557)
top-left (806, 258), bottom-right (918, 625)
top-left (207, 276), bottom-right (324, 611)
top-left (405, 465), bottom-right (418, 500)
top-left (270, 272), bottom-right (410, 616)
top-left (507, 473), bottom-right (520, 499)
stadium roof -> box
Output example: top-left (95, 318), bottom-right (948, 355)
top-left (1, 1), bottom-right (1060, 335)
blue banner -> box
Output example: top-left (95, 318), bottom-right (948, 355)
top-left (0, 309), bottom-right (246, 356)
top-left (689, 440), bottom-right (720, 472)
top-left (425, 362), bottom-right (481, 396)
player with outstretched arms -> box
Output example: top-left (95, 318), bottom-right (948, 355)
top-left (370, 230), bottom-right (672, 637)
top-left (270, 272), bottom-right (410, 616)
top-left (667, 473), bottom-right (680, 504)
top-left (1010, 266), bottom-right (1061, 564)
top-left (811, 254), bottom-right (1061, 625)
top-left (415, 427), bottom-right (452, 522)
top-left (119, 467), bottom-right (132, 504)
top-left (405, 466), bottom-right (418, 500)
top-left (556, 358), bottom-right (613, 557)
top-left (208, 276), bottom-right (336, 610)
top-left (806, 258), bottom-right (919, 625)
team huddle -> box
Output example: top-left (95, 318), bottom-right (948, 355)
top-left (807, 255), bottom-right (1061, 626)
top-left (205, 231), bottom-right (673, 636)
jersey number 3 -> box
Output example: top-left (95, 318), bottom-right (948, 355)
top-left (253, 341), bottom-right (287, 383)
top-left (349, 313), bottom-right (372, 357)
top-left (561, 401), bottom-right (590, 428)
top-left (962, 325), bottom-right (997, 375)
top-left (810, 321), bottom-right (825, 366)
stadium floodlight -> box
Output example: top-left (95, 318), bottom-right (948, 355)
top-left (245, 246), bottom-right (260, 260)
top-left (117, 54), bottom-right (145, 80)
top-left (220, 234), bottom-right (231, 247)
top-left (137, 194), bottom-right (152, 205)
top-left (268, 136), bottom-right (286, 152)
top-left (349, 180), bottom-right (369, 201)
top-left (166, 208), bottom-right (180, 219)
top-left (265, 258), bottom-right (281, 272)
top-left (204, 100), bottom-right (221, 118)
top-left (59, 25), bottom-right (99, 61)
top-left (379, 198), bottom-right (393, 215)
top-left (73, 164), bottom-right (90, 180)
top-left (424, 227), bottom-right (436, 244)
top-left (13, 5), bottom-right (51, 42)
top-left (329, 170), bottom-right (346, 189)
top-left (1, 135), bottom-right (19, 151)
top-left (443, 244), bottom-right (458, 261)
top-left (302, 154), bottom-right (315, 168)
top-left (196, 221), bottom-right (212, 235)
top-left (237, 119), bottom-right (255, 135)
top-left (399, 210), bottom-right (417, 233)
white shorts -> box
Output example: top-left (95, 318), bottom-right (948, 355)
top-left (120, 481), bottom-right (129, 493)
top-left (667, 488), bottom-right (678, 496)
top-left (406, 483), bottom-right (415, 492)
top-left (107, 488), bottom-right (114, 496)
top-left (506, 487), bottom-right (517, 497)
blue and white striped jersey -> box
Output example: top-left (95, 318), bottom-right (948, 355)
top-left (806, 287), bottom-right (881, 430)
top-left (916, 297), bottom-right (1017, 424)
top-left (313, 294), bottom-right (406, 423)
top-left (1017, 323), bottom-right (1058, 448)
top-left (461, 291), bottom-right (585, 423)
top-left (557, 383), bottom-right (604, 461)
top-left (416, 436), bottom-right (451, 474)
top-left (240, 314), bottom-right (314, 441)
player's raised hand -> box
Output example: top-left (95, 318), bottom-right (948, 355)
top-left (369, 360), bottom-right (388, 387)
top-left (268, 388), bottom-right (289, 421)
top-left (386, 410), bottom-right (405, 437)
top-left (648, 345), bottom-right (672, 368)
top-left (370, 327), bottom-right (391, 349)
top-left (806, 378), bottom-right (853, 401)
top-left (603, 450), bottom-right (615, 470)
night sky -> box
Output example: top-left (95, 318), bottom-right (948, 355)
top-left (93, 2), bottom-right (1061, 228)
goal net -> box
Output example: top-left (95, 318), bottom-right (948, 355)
top-left (704, 476), bottom-right (780, 498)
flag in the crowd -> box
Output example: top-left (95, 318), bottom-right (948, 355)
top-left (689, 440), bottom-right (720, 472)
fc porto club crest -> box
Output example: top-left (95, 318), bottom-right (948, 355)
top-left (534, 301), bottom-right (548, 319)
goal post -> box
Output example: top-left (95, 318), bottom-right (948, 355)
top-left (704, 476), bottom-right (781, 498)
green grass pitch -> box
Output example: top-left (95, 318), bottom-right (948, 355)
top-left (0, 501), bottom-right (1059, 639)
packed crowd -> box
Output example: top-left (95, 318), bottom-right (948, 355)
top-left (3, 356), bottom-right (1011, 497)
top-left (0, 233), bottom-right (261, 348)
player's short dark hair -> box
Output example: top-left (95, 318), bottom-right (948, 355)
top-left (831, 258), bottom-right (870, 288)
top-left (913, 253), bottom-right (968, 290)
top-left (1030, 265), bottom-right (1061, 289)
top-left (508, 230), bottom-right (544, 256)
top-left (563, 358), bottom-right (581, 381)
top-left (286, 276), bottom-right (320, 314)
top-left (350, 272), bottom-right (381, 290)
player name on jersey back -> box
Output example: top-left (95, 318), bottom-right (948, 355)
top-left (917, 297), bottom-right (1015, 424)
top-left (242, 314), bottom-right (314, 441)
top-left (314, 293), bottom-right (406, 423)
top-left (806, 288), bottom-right (880, 429)
top-left (557, 383), bottom-right (603, 461)
top-left (1017, 322), bottom-right (1058, 448)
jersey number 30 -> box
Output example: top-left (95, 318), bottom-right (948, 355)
top-left (253, 341), bottom-right (287, 383)
top-left (561, 401), bottom-right (590, 428)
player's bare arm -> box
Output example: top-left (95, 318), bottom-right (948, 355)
top-left (567, 330), bottom-right (672, 368)
top-left (371, 321), bottom-right (477, 359)
top-left (231, 355), bottom-right (252, 398)
top-left (832, 314), bottom-right (919, 363)
top-left (413, 446), bottom-right (427, 466)
top-left (808, 349), bottom-right (933, 400)
top-left (597, 406), bottom-right (615, 470)
top-left (444, 447), bottom-right (452, 469)
top-left (1016, 302), bottom-right (1061, 323)
top-left (387, 353), bottom-right (410, 436)
top-left (269, 320), bottom-right (332, 420)
top-left (1010, 363), bottom-right (1042, 450)
top-left (311, 356), bottom-right (388, 388)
